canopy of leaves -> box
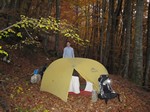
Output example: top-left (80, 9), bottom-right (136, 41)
top-left (0, 15), bottom-right (89, 52)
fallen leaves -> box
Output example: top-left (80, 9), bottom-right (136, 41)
top-left (0, 50), bottom-right (150, 112)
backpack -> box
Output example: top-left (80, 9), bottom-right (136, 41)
top-left (30, 64), bottom-right (47, 84)
top-left (30, 69), bottom-right (41, 84)
top-left (38, 64), bottom-right (47, 78)
top-left (98, 75), bottom-right (121, 104)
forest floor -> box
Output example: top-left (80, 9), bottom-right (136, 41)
top-left (0, 47), bottom-right (150, 112)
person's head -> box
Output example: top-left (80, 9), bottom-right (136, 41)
top-left (66, 41), bottom-right (71, 47)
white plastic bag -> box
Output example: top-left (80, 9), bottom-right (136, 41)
top-left (30, 74), bottom-right (41, 84)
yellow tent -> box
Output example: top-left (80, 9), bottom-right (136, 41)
top-left (40, 58), bottom-right (108, 102)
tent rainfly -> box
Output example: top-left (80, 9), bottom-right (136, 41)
top-left (40, 58), bottom-right (108, 102)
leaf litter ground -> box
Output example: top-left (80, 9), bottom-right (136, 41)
top-left (0, 50), bottom-right (150, 112)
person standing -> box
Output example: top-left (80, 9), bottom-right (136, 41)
top-left (63, 41), bottom-right (80, 94)
top-left (63, 41), bottom-right (75, 58)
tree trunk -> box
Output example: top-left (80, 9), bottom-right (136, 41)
top-left (19, 0), bottom-right (32, 15)
top-left (43, 35), bottom-right (49, 56)
top-left (55, 0), bottom-right (60, 56)
top-left (109, 0), bottom-right (122, 73)
top-left (144, 2), bottom-right (150, 88)
top-left (83, 4), bottom-right (90, 58)
top-left (0, 0), bottom-right (9, 10)
top-left (103, 1), bottom-right (112, 68)
top-left (48, 0), bottom-right (55, 15)
top-left (122, 0), bottom-right (132, 78)
top-left (99, 0), bottom-right (106, 63)
top-left (92, 0), bottom-right (100, 60)
top-left (91, 3), bottom-right (99, 59)
top-left (8, 0), bottom-right (18, 9)
top-left (88, 3), bottom-right (97, 59)
top-left (132, 0), bottom-right (144, 85)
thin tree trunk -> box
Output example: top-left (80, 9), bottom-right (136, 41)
top-left (109, 1), bottom-right (115, 73)
top-left (0, 0), bottom-right (8, 10)
top-left (93, 0), bottom-right (100, 60)
top-left (92, 3), bottom-right (98, 59)
top-left (19, 0), bottom-right (32, 15)
top-left (144, 2), bottom-right (150, 87)
top-left (75, 0), bottom-right (80, 57)
top-left (119, 22), bottom-right (126, 75)
top-left (99, 0), bottom-right (106, 63)
top-left (83, 4), bottom-right (90, 58)
top-left (132, 0), bottom-right (144, 85)
top-left (88, 3), bottom-right (96, 58)
top-left (48, 0), bottom-right (55, 15)
top-left (55, 0), bottom-right (60, 56)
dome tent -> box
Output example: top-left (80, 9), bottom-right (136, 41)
top-left (40, 58), bottom-right (108, 102)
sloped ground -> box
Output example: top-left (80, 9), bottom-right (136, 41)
top-left (0, 48), bottom-right (150, 112)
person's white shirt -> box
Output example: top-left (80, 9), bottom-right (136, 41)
top-left (63, 42), bottom-right (75, 58)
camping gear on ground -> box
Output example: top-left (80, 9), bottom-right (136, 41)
top-left (98, 75), bottom-right (120, 104)
top-left (40, 58), bottom-right (108, 102)
top-left (38, 64), bottom-right (47, 78)
top-left (34, 69), bottom-right (39, 74)
top-left (30, 65), bottom-right (47, 84)
top-left (30, 69), bottom-right (41, 84)
top-left (30, 74), bottom-right (41, 84)
top-left (91, 90), bottom-right (98, 102)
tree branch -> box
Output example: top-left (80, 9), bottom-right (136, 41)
top-left (0, 21), bottom-right (22, 32)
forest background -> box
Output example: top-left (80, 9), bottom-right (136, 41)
top-left (0, 0), bottom-right (150, 111)
top-left (0, 0), bottom-right (150, 89)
